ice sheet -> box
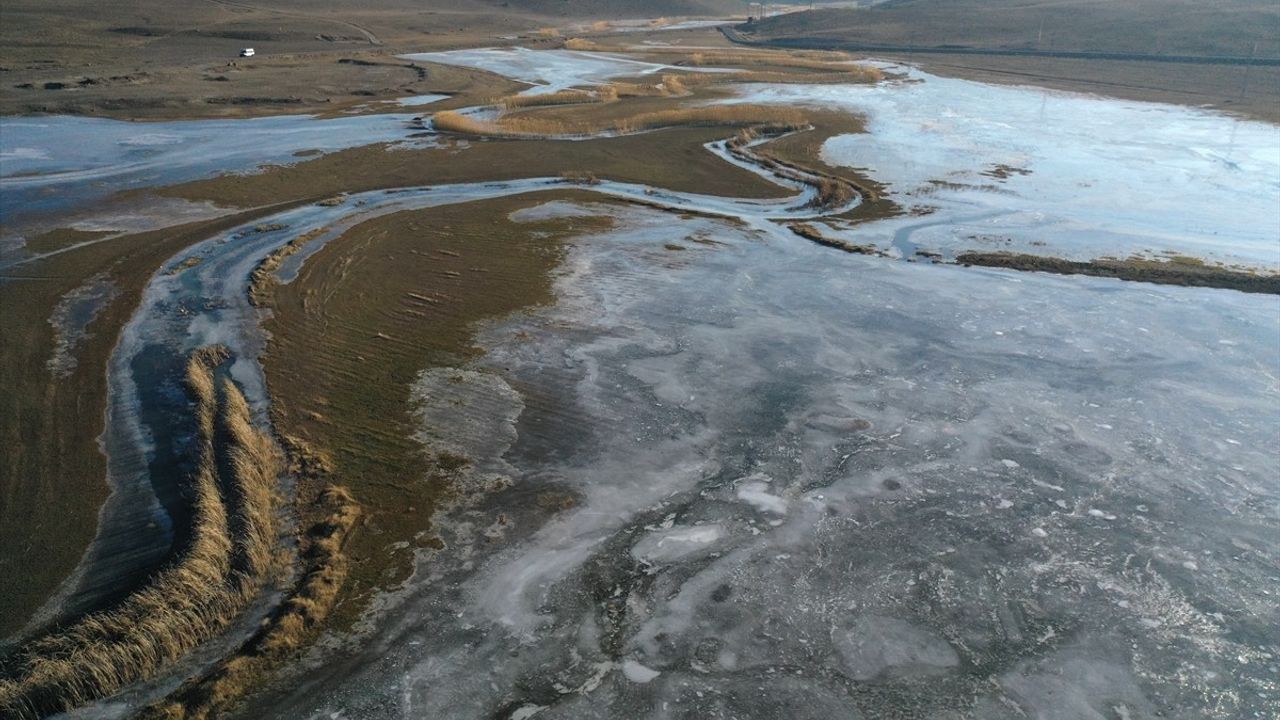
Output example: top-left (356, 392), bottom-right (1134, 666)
top-left (727, 70), bottom-right (1280, 267)
top-left (251, 203), bottom-right (1279, 719)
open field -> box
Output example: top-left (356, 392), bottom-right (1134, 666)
top-left (741, 0), bottom-right (1280, 57)
top-left (0, 0), bottom-right (745, 119)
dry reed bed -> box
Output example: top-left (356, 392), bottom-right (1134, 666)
top-left (0, 347), bottom-right (283, 720)
top-left (498, 86), bottom-right (617, 109)
top-left (683, 67), bottom-right (884, 85)
top-left (248, 226), bottom-right (330, 308)
top-left (141, 439), bottom-right (361, 720)
top-left (432, 104), bottom-right (809, 139)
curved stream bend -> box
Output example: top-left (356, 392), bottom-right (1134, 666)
top-left (19, 125), bottom-right (862, 714)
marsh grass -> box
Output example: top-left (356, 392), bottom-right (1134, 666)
top-left (789, 222), bottom-right (884, 255)
top-left (0, 348), bottom-right (283, 720)
top-left (248, 226), bottom-right (328, 308)
top-left (142, 476), bottom-right (361, 720)
top-left (432, 104), bottom-right (808, 139)
top-left (498, 86), bottom-right (616, 109)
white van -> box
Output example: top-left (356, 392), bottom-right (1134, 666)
top-left (240, 48), bottom-right (255, 57)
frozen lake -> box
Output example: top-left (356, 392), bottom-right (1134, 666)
top-left (252, 201), bottom-right (1280, 719)
top-left (737, 66), bottom-right (1280, 269)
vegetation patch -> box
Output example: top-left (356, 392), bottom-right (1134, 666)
top-left (788, 222), bottom-right (885, 255)
top-left (955, 251), bottom-right (1280, 294)
top-left (247, 226), bottom-right (330, 308)
top-left (140, 438), bottom-right (361, 720)
top-left (498, 86), bottom-right (617, 109)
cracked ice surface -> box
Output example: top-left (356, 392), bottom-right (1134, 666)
top-left (262, 203), bottom-right (1279, 719)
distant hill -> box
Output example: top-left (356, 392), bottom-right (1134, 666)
top-left (743, 0), bottom-right (1280, 58)
top-left (479, 0), bottom-right (745, 17)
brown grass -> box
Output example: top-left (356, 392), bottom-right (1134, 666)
top-left (789, 223), bottom-right (885, 255)
top-left (661, 74), bottom-right (689, 96)
top-left (955, 251), bottom-right (1280, 294)
top-left (808, 176), bottom-right (858, 210)
top-left (0, 348), bottom-right (283, 720)
top-left (432, 104), bottom-right (808, 139)
top-left (498, 86), bottom-right (617, 109)
top-left (559, 170), bottom-right (601, 185)
top-left (563, 37), bottom-right (600, 51)
top-left (626, 47), bottom-right (883, 82)
top-left (247, 226), bottom-right (330, 308)
top-left (142, 475), bottom-right (361, 720)
top-left (606, 80), bottom-right (670, 97)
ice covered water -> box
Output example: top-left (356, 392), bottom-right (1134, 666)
top-left (0, 111), bottom-right (431, 221)
top-left (401, 47), bottom-right (732, 95)
top-left (726, 67), bottom-right (1280, 268)
top-left (254, 203), bottom-right (1279, 719)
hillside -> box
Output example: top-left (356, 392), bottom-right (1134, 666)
top-left (0, 0), bottom-right (743, 69)
top-left (744, 0), bottom-right (1280, 58)
top-left (731, 0), bottom-right (1280, 121)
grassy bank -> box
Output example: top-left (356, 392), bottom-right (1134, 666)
top-left (0, 348), bottom-right (283, 719)
top-left (154, 125), bottom-right (793, 209)
top-left (0, 203), bottom-right (310, 640)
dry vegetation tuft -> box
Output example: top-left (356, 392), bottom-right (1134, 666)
top-left (139, 444), bottom-right (361, 720)
top-left (0, 348), bottom-right (284, 720)
top-left (808, 176), bottom-right (858, 210)
top-left (559, 170), bottom-right (601, 185)
top-left (248, 227), bottom-right (329, 308)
